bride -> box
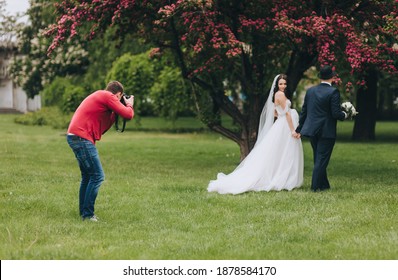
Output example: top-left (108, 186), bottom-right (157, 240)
top-left (208, 74), bottom-right (304, 194)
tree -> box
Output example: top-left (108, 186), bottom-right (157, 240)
top-left (107, 52), bottom-right (155, 116)
top-left (0, 0), bottom-right (24, 60)
top-left (106, 50), bottom-right (195, 118)
top-left (150, 65), bottom-right (195, 120)
top-left (83, 26), bottom-right (150, 91)
top-left (377, 72), bottom-right (398, 120)
top-left (46, 0), bottom-right (398, 159)
top-left (9, 0), bottom-right (89, 98)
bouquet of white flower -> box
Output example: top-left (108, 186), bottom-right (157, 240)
top-left (341, 101), bottom-right (358, 119)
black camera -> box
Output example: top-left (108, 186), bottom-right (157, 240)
top-left (116, 93), bottom-right (132, 132)
top-left (120, 93), bottom-right (130, 105)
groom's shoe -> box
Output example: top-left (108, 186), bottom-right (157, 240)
top-left (311, 188), bottom-right (320, 192)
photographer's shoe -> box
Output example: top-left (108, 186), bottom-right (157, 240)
top-left (82, 215), bottom-right (99, 222)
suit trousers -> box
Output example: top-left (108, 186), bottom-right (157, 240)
top-left (309, 136), bottom-right (335, 191)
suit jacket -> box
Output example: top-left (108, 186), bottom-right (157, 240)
top-left (296, 83), bottom-right (345, 139)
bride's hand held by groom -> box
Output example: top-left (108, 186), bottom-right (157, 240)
top-left (291, 130), bottom-right (301, 139)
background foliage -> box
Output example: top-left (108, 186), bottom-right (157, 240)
top-left (2, 0), bottom-right (398, 155)
top-left (43, 0), bottom-right (398, 157)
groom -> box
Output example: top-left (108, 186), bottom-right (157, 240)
top-left (295, 65), bottom-right (347, 192)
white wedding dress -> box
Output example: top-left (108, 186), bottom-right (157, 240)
top-left (208, 99), bottom-right (304, 194)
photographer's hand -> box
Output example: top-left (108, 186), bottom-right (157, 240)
top-left (124, 95), bottom-right (134, 107)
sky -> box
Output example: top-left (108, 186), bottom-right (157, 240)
top-left (4, 0), bottom-right (30, 16)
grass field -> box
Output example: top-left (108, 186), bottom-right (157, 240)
top-left (0, 114), bottom-right (397, 260)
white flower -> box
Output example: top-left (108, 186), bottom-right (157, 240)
top-left (393, 97), bottom-right (398, 107)
top-left (341, 101), bottom-right (359, 119)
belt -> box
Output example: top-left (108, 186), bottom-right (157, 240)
top-left (67, 133), bottom-right (83, 140)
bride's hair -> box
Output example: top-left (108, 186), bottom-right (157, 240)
top-left (272, 74), bottom-right (289, 102)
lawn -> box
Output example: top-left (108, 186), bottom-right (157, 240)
top-left (0, 114), bottom-right (397, 259)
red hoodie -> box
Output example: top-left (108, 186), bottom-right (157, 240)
top-left (67, 90), bottom-right (134, 144)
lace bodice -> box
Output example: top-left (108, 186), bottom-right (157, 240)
top-left (275, 100), bottom-right (291, 117)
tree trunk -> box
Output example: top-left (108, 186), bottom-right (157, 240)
top-left (352, 69), bottom-right (378, 140)
top-left (286, 50), bottom-right (317, 104)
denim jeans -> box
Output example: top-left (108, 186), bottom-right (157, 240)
top-left (66, 135), bottom-right (104, 218)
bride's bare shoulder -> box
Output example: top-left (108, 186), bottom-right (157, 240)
top-left (275, 91), bottom-right (287, 100)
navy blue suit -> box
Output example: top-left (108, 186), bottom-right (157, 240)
top-left (296, 83), bottom-right (345, 191)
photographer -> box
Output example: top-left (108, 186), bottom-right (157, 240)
top-left (66, 81), bottom-right (134, 222)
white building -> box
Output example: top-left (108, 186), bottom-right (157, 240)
top-left (0, 46), bottom-right (41, 113)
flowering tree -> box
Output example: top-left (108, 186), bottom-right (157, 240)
top-left (0, 0), bottom-right (21, 49)
top-left (10, 0), bottom-right (89, 98)
top-left (47, 0), bottom-right (398, 158)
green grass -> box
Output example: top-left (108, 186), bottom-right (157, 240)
top-left (0, 114), bottom-right (397, 260)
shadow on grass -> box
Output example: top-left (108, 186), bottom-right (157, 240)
top-left (336, 132), bottom-right (398, 143)
top-left (126, 127), bottom-right (211, 134)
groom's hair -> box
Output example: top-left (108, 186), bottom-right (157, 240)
top-left (106, 81), bottom-right (124, 94)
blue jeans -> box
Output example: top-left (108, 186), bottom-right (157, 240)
top-left (67, 135), bottom-right (104, 218)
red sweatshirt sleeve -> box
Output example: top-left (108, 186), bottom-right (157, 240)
top-left (106, 94), bottom-right (134, 120)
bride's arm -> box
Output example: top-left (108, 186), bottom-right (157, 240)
top-left (285, 111), bottom-right (296, 136)
top-left (275, 93), bottom-right (297, 136)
